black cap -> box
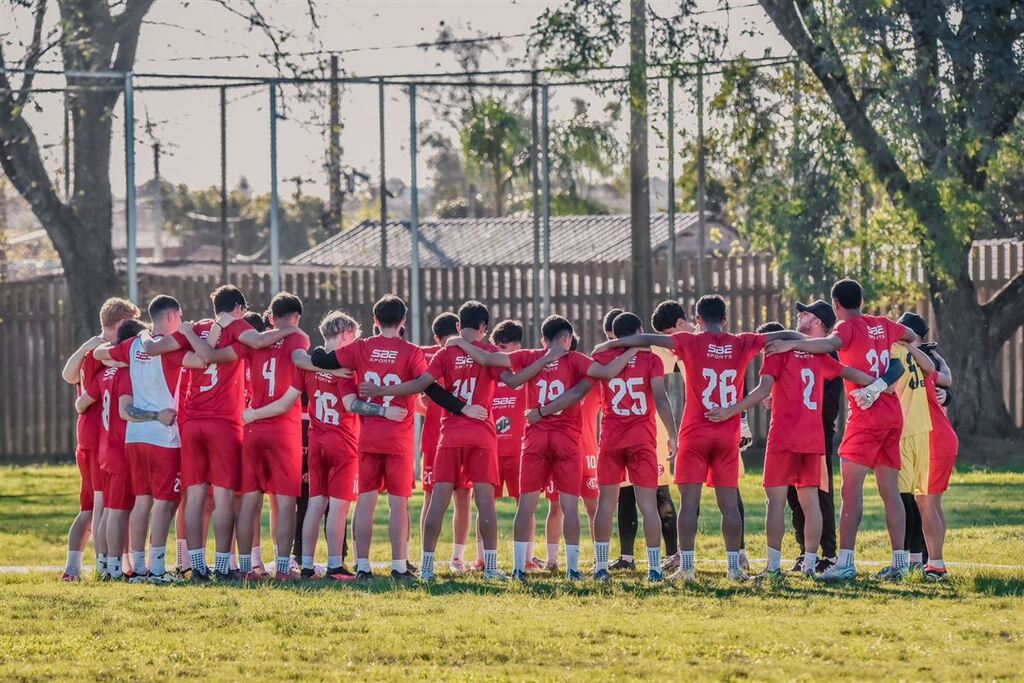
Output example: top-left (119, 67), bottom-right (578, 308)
top-left (796, 299), bottom-right (837, 330)
top-left (898, 312), bottom-right (929, 338)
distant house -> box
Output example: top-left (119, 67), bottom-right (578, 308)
top-left (290, 212), bottom-right (743, 269)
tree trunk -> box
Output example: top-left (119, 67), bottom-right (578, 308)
top-left (929, 269), bottom-right (1016, 436)
top-left (628, 0), bottom-right (652, 316)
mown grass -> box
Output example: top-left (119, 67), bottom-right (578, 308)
top-left (1, 465), bottom-right (1023, 681)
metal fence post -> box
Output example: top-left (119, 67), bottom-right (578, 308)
top-left (269, 80), bottom-right (281, 292)
top-left (124, 72), bottom-right (137, 303)
top-left (409, 84), bottom-right (421, 346)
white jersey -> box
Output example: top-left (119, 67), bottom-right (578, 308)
top-left (124, 336), bottom-right (182, 448)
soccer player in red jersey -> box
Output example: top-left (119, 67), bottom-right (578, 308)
top-left (75, 319), bottom-right (148, 580)
top-left (597, 295), bottom-right (802, 581)
top-left (93, 296), bottom-right (193, 584)
top-left (142, 285), bottom-right (303, 582)
top-left (708, 320), bottom-right (881, 581)
top-left (366, 301), bottom-right (547, 580)
top-left (421, 312), bottom-right (474, 573)
top-left (766, 278), bottom-right (920, 581)
top-left (60, 297), bottom-right (139, 580)
top-left (919, 340), bottom-right (957, 580)
top-left (543, 312), bottom-right (677, 582)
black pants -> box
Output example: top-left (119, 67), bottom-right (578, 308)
top-left (786, 446), bottom-right (837, 557)
top-left (617, 485), bottom-right (679, 557)
top-left (902, 493), bottom-right (926, 560)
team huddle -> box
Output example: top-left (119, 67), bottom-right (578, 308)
top-left (59, 276), bottom-right (958, 585)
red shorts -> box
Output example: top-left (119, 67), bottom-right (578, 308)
top-left (521, 428), bottom-right (581, 496)
top-left (840, 425), bottom-right (901, 470)
top-left (102, 470), bottom-right (134, 511)
top-left (675, 436), bottom-right (740, 488)
top-left (421, 445), bottom-right (438, 493)
top-left (927, 430), bottom-right (959, 494)
top-left (359, 451), bottom-right (414, 498)
top-left (435, 446), bottom-right (498, 488)
top-left (127, 443), bottom-right (181, 501)
top-left (181, 419), bottom-right (243, 490)
top-left (580, 452), bottom-right (599, 499)
top-left (497, 454), bottom-right (520, 499)
top-left (308, 430), bottom-right (359, 501)
top-left (763, 449), bottom-right (821, 489)
top-left (241, 426), bottom-right (303, 497)
top-left (76, 447), bottom-right (95, 511)
top-left (598, 444), bottom-right (659, 489)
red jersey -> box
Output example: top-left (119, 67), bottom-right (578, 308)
top-left (177, 318), bottom-right (252, 423)
top-left (834, 315), bottom-right (906, 431)
top-left (75, 350), bottom-right (106, 451)
top-left (91, 366), bottom-right (131, 473)
top-left (580, 385), bottom-right (602, 456)
top-left (672, 331), bottom-right (766, 441)
top-left (925, 373), bottom-right (958, 456)
top-left (109, 334), bottom-right (187, 405)
top-left (426, 340), bottom-right (503, 449)
top-left (296, 369), bottom-right (360, 444)
top-left (420, 344), bottom-right (444, 455)
top-left (239, 332), bottom-right (309, 431)
top-left (591, 349), bottom-right (664, 449)
top-left (760, 350), bottom-right (845, 454)
top-left (492, 380), bottom-right (526, 457)
top-left (510, 349), bottom-right (593, 437)
top-left (334, 335), bottom-right (428, 456)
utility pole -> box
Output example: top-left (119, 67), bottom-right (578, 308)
top-left (667, 72), bottom-right (677, 299)
top-left (530, 71), bottom-right (541, 341)
top-left (629, 0), bottom-right (652, 316)
top-left (328, 54), bottom-right (343, 231)
top-left (378, 79), bottom-right (389, 295)
top-left (696, 62), bottom-right (707, 294)
top-left (152, 142), bottom-right (163, 262)
top-left (124, 72), bottom-right (138, 304)
top-left (220, 86), bottom-right (228, 283)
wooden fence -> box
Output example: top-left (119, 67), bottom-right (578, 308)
top-left (1, 242), bottom-right (1021, 461)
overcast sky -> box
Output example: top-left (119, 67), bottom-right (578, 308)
top-left (3, 0), bottom-right (787, 200)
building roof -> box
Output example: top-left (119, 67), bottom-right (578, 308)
top-left (289, 212), bottom-right (740, 268)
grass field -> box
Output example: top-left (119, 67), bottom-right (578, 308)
top-left (2, 464), bottom-right (1024, 680)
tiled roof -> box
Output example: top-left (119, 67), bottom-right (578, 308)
top-left (289, 212), bottom-right (740, 268)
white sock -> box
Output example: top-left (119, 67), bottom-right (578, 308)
top-left (726, 551), bottom-right (740, 573)
top-left (566, 545), bottom-right (580, 573)
top-left (391, 559), bottom-right (408, 573)
top-left (66, 550), bottom-right (84, 576)
top-left (108, 555), bottom-right (123, 578)
top-left (621, 554), bottom-right (634, 562)
top-left (421, 552), bottom-right (435, 576)
top-left (251, 546), bottom-right (262, 567)
top-left (276, 556), bottom-right (290, 576)
top-left (514, 541), bottom-right (529, 572)
top-left (97, 553), bottom-right (108, 574)
top-left (484, 549), bottom-right (498, 573)
top-left (930, 558), bottom-right (945, 569)
top-left (803, 552), bottom-right (817, 572)
top-left (893, 550), bottom-right (909, 568)
top-left (228, 552), bottom-right (239, 572)
top-left (214, 552), bottom-right (230, 575)
top-left (594, 542), bottom-right (610, 570)
top-left (838, 548), bottom-right (855, 567)
top-left (452, 544), bottom-right (466, 562)
top-left (176, 540), bottom-right (189, 570)
top-left (188, 548), bottom-right (207, 573)
top-left (647, 546), bottom-right (662, 572)
top-left (132, 551), bottom-right (147, 575)
top-left (356, 558), bottom-right (371, 573)
top-left (546, 543), bottom-right (559, 564)
top-left (767, 547), bottom-right (782, 572)
top-left (525, 541), bottom-right (534, 561)
top-left (301, 555), bottom-right (314, 570)
top-left (239, 554), bottom-right (252, 573)
top-left (476, 540), bottom-right (485, 562)
top-left (909, 552), bottom-right (923, 564)
top-left (679, 550), bottom-right (695, 572)
top-left (149, 547), bottom-right (166, 576)
top-left (327, 555), bottom-right (343, 568)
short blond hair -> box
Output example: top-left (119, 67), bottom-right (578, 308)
top-left (99, 297), bottom-right (140, 329)
top-left (319, 310), bottom-right (360, 341)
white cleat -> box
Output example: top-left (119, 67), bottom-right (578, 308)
top-left (668, 567), bottom-right (696, 582)
top-left (147, 571), bottom-right (182, 585)
top-left (726, 568), bottom-right (751, 582)
top-left (483, 568), bottom-right (510, 581)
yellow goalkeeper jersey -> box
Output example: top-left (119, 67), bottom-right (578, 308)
top-left (890, 343), bottom-right (933, 437)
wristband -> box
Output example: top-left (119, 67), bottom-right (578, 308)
top-left (375, 404), bottom-right (387, 418)
top-left (537, 405), bottom-right (545, 418)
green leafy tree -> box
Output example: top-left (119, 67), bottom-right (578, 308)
top-left (459, 97), bottom-right (530, 216)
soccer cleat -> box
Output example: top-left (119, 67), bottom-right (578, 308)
top-left (60, 572), bottom-right (79, 582)
top-left (511, 569), bottom-right (528, 582)
top-left (909, 561), bottom-right (925, 574)
top-left (566, 569), bottom-right (584, 581)
top-left (241, 570), bottom-right (266, 583)
top-left (923, 566), bottom-right (948, 582)
top-left (609, 557), bottom-right (636, 572)
top-left (483, 568), bottom-right (509, 581)
top-left (449, 558), bottom-right (468, 574)
top-left (524, 559), bottom-right (544, 572)
top-left (668, 567), bottom-right (696, 582)
top-left (355, 570), bottom-right (375, 582)
top-left (726, 568), bottom-right (751, 582)
top-left (406, 561), bottom-right (419, 573)
top-left (753, 568), bottom-right (784, 585)
top-left (594, 568), bottom-right (612, 582)
top-left (127, 572), bottom-right (151, 585)
top-left (391, 569), bottom-right (417, 583)
top-left (189, 569), bottom-right (211, 584)
top-left (471, 559), bottom-right (485, 572)
top-left (147, 571), bottom-right (181, 585)
top-left (801, 567), bottom-right (818, 581)
top-left (815, 556), bottom-right (837, 574)
top-left (874, 565), bottom-right (909, 582)
top-left (274, 572), bottom-right (297, 583)
top-left (818, 563), bottom-right (856, 582)
top-left (326, 565), bottom-right (355, 581)
top-left (738, 553), bottom-right (751, 574)
top-left (419, 570), bottom-right (437, 583)
top-left (214, 569), bottom-right (240, 583)
top-left (789, 556), bottom-right (805, 573)
top-left (647, 569), bottom-right (664, 583)
top-left (300, 567), bottom-right (317, 580)
top-left (660, 554), bottom-right (680, 573)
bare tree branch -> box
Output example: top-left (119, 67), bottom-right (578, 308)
top-left (16, 0), bottom-right (48, 105)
